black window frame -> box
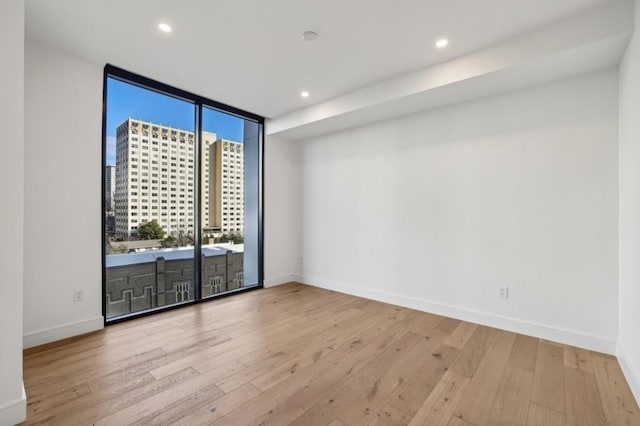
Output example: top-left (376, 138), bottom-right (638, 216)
top-left (101, 64), bottom-right (264, 325)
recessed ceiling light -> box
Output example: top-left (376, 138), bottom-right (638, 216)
top-left (302, 31), bottom-right (319, 42)
top-left (158, 23), bottom-right (172, 33)
top-left (435, 38), bottom-right (449, 48)
top-left (301, 91), bottom-right (310, 98)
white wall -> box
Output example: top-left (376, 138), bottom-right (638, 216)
top-left (264, 135), bottom-right (302, 286)
top-left (24, 40), bottom-right (104, 347)
top-left (0, 1), bottom-right (26, 423)
top-left (299, 69), bottom-right (619, 353)
top-left (618, 0), bottom-right (640, 403)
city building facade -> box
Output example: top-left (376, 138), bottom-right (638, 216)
top-left (105, 165), bottom-right (115, 212)
top-left (105, 246), bottom-right (245, 318)
top-left (206, 137), bottom-right (244, 234)
top-left (114, 118), bottom-right (244, 239)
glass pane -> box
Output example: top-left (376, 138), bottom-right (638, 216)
top-left (200, 107), bottom-right (260, 297)
top-left (242, 120), bottom-right (261, 287)
top-left (104, 78), bottom-right (196, 320)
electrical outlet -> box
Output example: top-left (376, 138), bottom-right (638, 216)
top-left (73, 290), bottom-right (84, 302)
top-left (498, 286), bottom-right (509, 299)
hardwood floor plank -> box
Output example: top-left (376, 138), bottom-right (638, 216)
top-left (21, 284), bottom-right (640, 426)
top-left (172, 382), bottom-right (262, 425)
top-left (408, 312), bottom-right (443, 334)
top-left (84, 334), bottom-right (232, 392)
top-left (437, 317), bottom-right (461, 333)
top-left (159, 328), bottom-right (232, 354)
top-left (130, 382), bottom-right (224, 425)
top-left (388, 342), bottom-right (460, 416)
top-left (338, 330), bottom-right (451, 425)
top-left (448, 325), bottom-right (496, 377)
top-left (444, 321), bottom-right (478, 349)
top-left (31, 367), bottom-right (200, 425)
top-left (148, 308), bottom-right (325, 379)
top-left (526, 403), bottom-right (565, 426)
top-left (214, 330), bottom-right (417, 426)
top-left (563, 345), bottom-right (594, 374)
top-left (218, 304), bottom-right (389, 392)
top-left (25, 382), bottom-right (91, 418)
top-left (94, 367), bottom-right (201, 418)
top-left (278, 332), bottom-right (424, 426)
top-left (487, 366), bottom-right (534, 426)
top-left (453, 330), bottom-right (517, 426)
top-left (408, 370), bottom-right (470, 426)
top-left (508, 334), bottom-right (539, 372)
top-left (368, 405), bottom-right (411, 426)
top-left (24, 371), bottom-right (158, 424)
top-left (25, 347), bottom-right (168, 398)
top-left (95, 366), bottom-right (239, 425)
top-left (448, 416), bottom-right (477, 426)
top-left (564, 367), bottom-right (607, 426)
top-left (249, 304), bottom-right (410, 392)
top-left (531, 341), bottom-right (566, 414)
top-left (591, 353), bottom-right (640, 426)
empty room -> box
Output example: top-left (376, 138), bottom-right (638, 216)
top-left (2, 0), bottom-right (640, 424)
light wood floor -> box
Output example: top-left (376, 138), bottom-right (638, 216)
top-left (22, 283), bottom-right (640, 425)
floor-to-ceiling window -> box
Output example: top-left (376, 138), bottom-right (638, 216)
top-left (102, 65), bottom-right (263, 322)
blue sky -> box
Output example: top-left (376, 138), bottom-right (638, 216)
top-left (105, 78), bottom-right (245, 165)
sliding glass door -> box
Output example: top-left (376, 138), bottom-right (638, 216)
top-left (199, 107), bottom-right (261, 298)
top-left (103, 66), bottom-right (263, 322)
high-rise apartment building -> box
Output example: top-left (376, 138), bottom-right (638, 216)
top-left (105, 165), bottom-right (115, 212)
top-left (114, 118), bottom-right (243, 239)
top-left (114, 119), bottom-right (199, 238)
top-left (206, 137), bottom-right (244, 234)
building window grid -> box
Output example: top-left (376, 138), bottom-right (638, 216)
top-left (116, 120), bottom-right (247, 240)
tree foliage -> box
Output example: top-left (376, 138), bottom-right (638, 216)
top-left (161, 228), bottom-right (194, 247)
top-left (214, 232), bottom-right (244, 244)
top-left (137, 220), bottom-right (165, 240)
top-left (161, 235), bottom-right (177, 248)
top-left (106, 244), bottom-right (128, 254)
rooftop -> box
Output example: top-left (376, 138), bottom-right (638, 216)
top-left (106, 243), bottom-right (243, 267)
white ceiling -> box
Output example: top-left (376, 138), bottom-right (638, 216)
top-left (268, 0), bottom-right (632, 139)
top-left (26, 0), bottom-right (616, 119)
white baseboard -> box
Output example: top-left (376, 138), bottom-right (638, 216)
top-left (617, 341), bottom-right (640, 405)
top-left (297, 274), bottom-right (616, 355)
top-left (23, 316), bottom-right (104, 349)
top-left (264, 273), bottom-right (299, 288)
top-left (0, 382), bottom-right (26, 425)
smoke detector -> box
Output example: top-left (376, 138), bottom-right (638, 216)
top-left (302, 31), bottom-right (319, 42)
